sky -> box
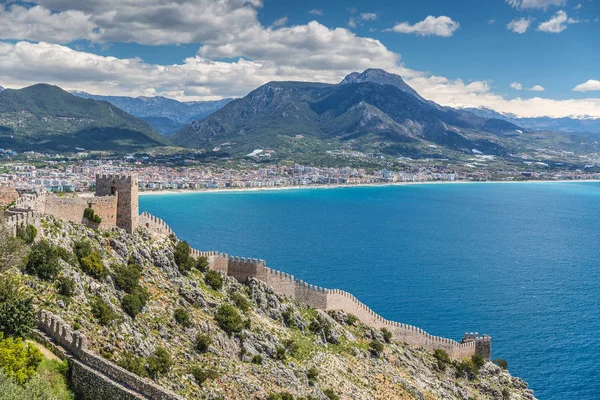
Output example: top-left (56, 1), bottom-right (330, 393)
top-left (0, 0), bottom-right (598, 118)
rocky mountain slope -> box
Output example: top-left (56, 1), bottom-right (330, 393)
top-left (6, 214), bottom-right (537, 400)
top-left (0, 84), bottom-right (168, 151)
top-left (172, 69), bottom-right (525, 158)
top-left (72, 92), bottom-right (233, 135)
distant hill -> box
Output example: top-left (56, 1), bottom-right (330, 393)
top-left (72, 92), bottom-right (233, 135)
top-left (0, 86), bottom-right (4, 93)
top-left (172, 69), bottom-right (524, 158)
top-left (0, 84), bottom-right (168, 151)
top-left (462, 106), bottom-right (600, 134)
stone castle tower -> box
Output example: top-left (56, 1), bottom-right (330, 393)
top-left (95, 174), bottom-right (138, 233)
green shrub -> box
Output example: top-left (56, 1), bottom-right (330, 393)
top-left (493, 358), bottom-right (508, 370)
top-left (80, 251), bottom-right (108, 279)
top-left (196, 256), bottom-right (209, 272)
top-left (194, 334), bottom-right (213, 353)
top-left (16, 225), bottom-right (37, 244)
top-left (55, 247), bottom-right (76, 266)
top-left (90, 296), bottom-right (118, 326)
top-left (346, 314), bottom-right (358, 325)
top-left (215, 304), bottom-right (244, 335)
top-left (0, 296), bottom-right (36, 338)
top-left (306, 366), bottom-right (319, 385)
top-left (173, 241), bottom-right (192, 273)
top-left (381, 328), bottom-right (392, 343)
top-left (83, 208), bottom-right (102, 224)
top-left (56, 276), bottom-right (76, 297)
top-left (113, 262), bottom-right (142, 293)
top-left (189, 366), bottom-right (219, 387)
top-left (275, 346), bottom-right (286, 361)
top-left (433, 349), bottom-right (451, 371)
top-left (369, 340), bottom-right (384, 356)
top-left (323, 388), bottom-right (339, 400)
top-left (281, 309), bottom-right (295, 327)
top-left (73, 240), bottom-right (92, 261)
top-left (308, 314), bottom-right (332, 338)
top-left (284, 339), bottom-right (299, 357)
top-left (147, 347), bottom-right (172, 379)
top-left (173, 308), bottom-right (191, 327)
top-left (232, 292), bottom-right (250, 313)
top-left (25, 240), bottom-right (62, 281)
top-left (455, 358), bottom-right (480, 380)
top-left (472, 354), bottom-right (486, 368)
top-left (204, 270), bottom-right (223, 290)
top-left (251, 354), bottom-right (263, 365)
top-left (0, 333), bottom-right (43, 384)
top-left (117, 352), bottom-right (148, 377)
top-left (121, 294), bottom-right (143, 318)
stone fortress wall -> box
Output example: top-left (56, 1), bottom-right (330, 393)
top-left (36, 310), bottom-right (183, 400)
top-left (5, 174), bottom-right (138, 233)
top-left (139, 216), bottom-right (492, 360)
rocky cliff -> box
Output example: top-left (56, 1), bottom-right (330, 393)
top-left (22, 215), bottom-right (536, 400)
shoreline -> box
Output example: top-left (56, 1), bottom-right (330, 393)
top-left (138, 178), bottom-right (600, 196)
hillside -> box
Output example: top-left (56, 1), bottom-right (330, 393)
top-left (72, 92), bottom-right (233, 135)
top-left (0, 84), bottom-right (168, 151)
top-left (0, 212), bottom-right (537, 400)
top-left (171, 70), bottom-right (527, 159)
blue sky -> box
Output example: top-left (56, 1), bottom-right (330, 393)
top-left (0, 0), bottom-right (598, 117)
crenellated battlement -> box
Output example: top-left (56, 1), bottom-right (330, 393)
top-left (142, 212), bottom-right (493, 360)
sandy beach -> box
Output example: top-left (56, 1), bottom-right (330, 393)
top-left (138, 179), bottom-right (600, 196)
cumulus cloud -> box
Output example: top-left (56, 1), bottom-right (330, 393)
top-left (537, 10), bottom-right (579, 33)
top-left (507, 17), bottom-right (534, 33)
top-left (360, 13), bottom-right (378, 21)
top-left (0, 0), bottom-right (264, 45)
top-left (388, 16), bottom-right (460, 37)
top-left (574, 80), bottom-right (600, 92)
top-left (506, 0), bottom-right (566, 9)
top-left (308, 9), bottom-right (323, 16)
top-left (510, 82), bottom-right (523, 90)
top-left (1, 41), bottom-right (598, 118)
top-left (530, 85), bottom-right (545, 91)
top-left (272, 16), bottom-right (288, 27)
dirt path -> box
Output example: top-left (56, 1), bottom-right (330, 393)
top-left (28, 340), bottom-right (61, 361)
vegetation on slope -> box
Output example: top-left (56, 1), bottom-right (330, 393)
top-left (0, 84), bottom-right (168, 152)
top-left (0, 212), bottom-right (536, 400)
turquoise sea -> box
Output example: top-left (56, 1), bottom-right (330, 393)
top-left (140, 182), bottom-right (600, 400)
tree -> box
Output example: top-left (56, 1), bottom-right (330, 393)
top-left (25, 240), bottom-right (62, 281)
top-left (173, 241), bottom-right (192, 273)
top-left (0, 333), bottom-right (43, 384)
top-left (215, 304), bottom-right (244, 335)
top-left (204, 270), bottom-right (223, 290)
top-left (0, 274), bottom-right (36, 338)
top-left (16, 225), bottom-right (37, 244)
top-left (147, 347), bottom-right (172, 379)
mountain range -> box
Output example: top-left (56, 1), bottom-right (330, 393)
top-left (461, 106), bottom-right (600, 134)
top-left (0, 84), bottom-right (167, 151)
top-left (171, 69), bottom-right (529, 157)
top-left (72, 92), bottom-right (233, 135)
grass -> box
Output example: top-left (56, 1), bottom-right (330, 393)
top-left (36, 355), bottom-right (73, 400)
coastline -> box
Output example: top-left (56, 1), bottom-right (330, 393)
top-left (138, 178), bottom-right (600, 196)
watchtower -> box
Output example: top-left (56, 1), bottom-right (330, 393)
top-left (95, 174), bottom-right (138, 233)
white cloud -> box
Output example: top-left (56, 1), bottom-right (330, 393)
top-left (510, 82), bottom-right (523, 90)
top-left (574, 3), bottom-right (583, 10)
top-left (507, 17), bottom-right (534, 33)
top-left (574, 80), bottom-right (600, 92)
top-left (488, 19), bottom-right (496, 24)
top-left (272, 16), bottom-right (288, 27)
top-left (388, 16), bottom-right (460, 37)
top-left (0, 0), bottom-right (264, 45)
top-left (506, 0), bottom-right (566, 9)
top-left (537, 10), bottom-right (578, 33)
top-left (360, 13), bottom-right (378, 21)
top-left (308, 9), bottom-right (323, 16)
top-left (348, 17), bottom-right (357, 28)
top-left (1, 40), bottom-right (598, 118)
top-left (530, 85), bottom-right (545, 91)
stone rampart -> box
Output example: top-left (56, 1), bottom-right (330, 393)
top-left (139, 211), bottom-right (492, 360)
top-left (96, 174), bottom-right (138, 233)
top-left (44, 195), bottom-right (118, 230)
top-left (37, 310), bottom-right (184, 400)
top-left (4, 211), bottom-right (40, 235)
top-left (140, 212), bottom-right (176, 237)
